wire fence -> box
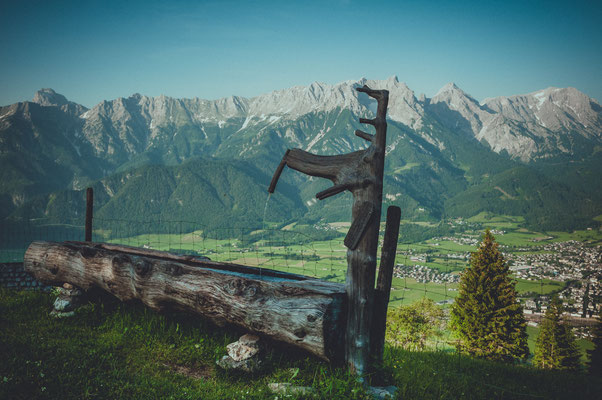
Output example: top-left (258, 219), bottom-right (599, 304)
top-left (91, 217), bottom-right (346, 281)
top-left (0, 214), bottom-right (463, 349)
top-left (0, 216), bottom-right (462, 290)
top-left (2, 213), bottom-right (596, 351)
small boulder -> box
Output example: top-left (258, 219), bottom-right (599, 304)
top-left (268, 383), bottom-right (316, 397)
top-left (367, 385), bottom-right (397, 400)
top-left (216, 334), bottom-right (263, 373)
top-left (216, 354), bottom-right (262, 373)
top-left (51, 284), bottom-right (84, 317)
top-left (227, 334), bottom-right (261, 361)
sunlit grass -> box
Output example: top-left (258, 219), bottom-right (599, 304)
top-left (2, 289), bottom-right (601, 400)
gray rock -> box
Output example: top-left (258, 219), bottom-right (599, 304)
top-left (367, 385), bottom-right (397, 399)
top-left (216, 334), bottom-right (264, 373)
top-left (268, 383), bottom-right (316, 397)
top-left (227, 334), bottom-right (260, 361)
top-left (52, 285), bottom-right (84, 312)
top-left (216, 354), bottom-right (262, 373)
top-left (53, 297), bottom-right (76, 312)
top-left (50, 310), bottom-right (76, 318)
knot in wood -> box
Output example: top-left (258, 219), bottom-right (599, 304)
top-left (244, 285), bottom-right (259, 299)
top-left (112, 254), bottom-right (130, 272)
top-left (134, 259), bottom-right (152, 276)
top-left (225, 279), bottom-right (245, 296)
top-left (294, 328), bottom-right (307, 339)
top-left (79, 246), bottom-right (98, 259)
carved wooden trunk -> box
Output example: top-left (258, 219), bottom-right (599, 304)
top-left (24, 241), bottom-right (346, 362)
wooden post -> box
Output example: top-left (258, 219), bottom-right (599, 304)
top-left (85, 187), bottom-right (93, 242)
top-left (370, 206), bottom-right (401, 364)
top-left (268, 85), bottom-right (390, 375)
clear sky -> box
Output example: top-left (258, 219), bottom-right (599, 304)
top-left (1, 0), bottom-right (600, 108)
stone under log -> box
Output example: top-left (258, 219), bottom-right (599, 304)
top-left (24, 241), bottom-right (347, 362)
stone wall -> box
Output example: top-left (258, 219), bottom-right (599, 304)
top-left (0, 263), bottom-right (51, 291)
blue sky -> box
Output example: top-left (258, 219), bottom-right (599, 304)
top-left (1, 0), bottom-right (600, 107)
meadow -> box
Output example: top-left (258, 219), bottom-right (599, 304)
top-left (82, 214), bottom-right (599, 308)
top-left (2, 288), bottom-right (601, 400)
top-left (2, 213), bottom-right (598, 309)
top-left (2, 214), bottom-right (601, 398)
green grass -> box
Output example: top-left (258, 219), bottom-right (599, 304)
top-left (2, 289), bottom-right (601, 400)
top-left (515, 278), bottom-right (566, 296)
top-left (88, 222), bottom-right (579, 305)
top-left (389, 278), bottom-right (458, 307)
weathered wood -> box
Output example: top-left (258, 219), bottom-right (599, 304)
top-left (316, 184), bottom-right (349, 201)
top-left (344, 86), bottom-right (389, 376)
top-left (24, 241), bottom-right (347, 362)
top-left (268, 149), bottom-right (290, 194)
top-left (85, 187), bottom-right (93, 242)
top-left (370, 206), bottom-right (401, 363)
top-left (355, 129), bottom-right (374, 142)
top-left (343, 202), bottom-right (374, 250)
top-left (268, 84), bottom-right (390, 375)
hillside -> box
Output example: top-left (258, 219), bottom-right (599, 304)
top-left (1, 289), bottom-right (601, 400)
top-left (9, 158), bottom-right (303, 233)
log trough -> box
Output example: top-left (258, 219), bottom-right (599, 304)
top-left (24, 241), bottom-right (347, 362)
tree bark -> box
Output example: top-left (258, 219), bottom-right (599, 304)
top-left (24, 241), bottom-right (347, 362)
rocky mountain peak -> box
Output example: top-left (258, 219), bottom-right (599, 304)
top-left (429, 82), bottom-right (493, 137)
top-left (435, 82), bottom-right (461, 96)
top-left (33, 88), bottom-right (69, 107)
top-left (32, 88), bottom-right (88, 116)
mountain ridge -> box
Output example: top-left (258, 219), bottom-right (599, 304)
top-left (1, 78), bottom-right (601, 230)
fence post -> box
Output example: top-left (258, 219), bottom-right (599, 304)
top-left (85, 187), bottom-right (93, 242)
top-left (370, 206), bottom-right (401, 364)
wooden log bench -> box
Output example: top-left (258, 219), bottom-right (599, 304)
top-left (24, 241), bottom-right (347, 362)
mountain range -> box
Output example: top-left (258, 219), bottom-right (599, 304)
top-left (1, 77), bottom-right (601, 231)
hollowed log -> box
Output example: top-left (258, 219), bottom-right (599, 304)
top-left (24, 241), bottom-right (346, 362)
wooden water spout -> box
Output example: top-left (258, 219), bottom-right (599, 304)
top-left (268, 85), bottom-right (393, 375)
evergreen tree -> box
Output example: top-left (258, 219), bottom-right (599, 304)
top-left (534, 296), bottom-right (581, 370)
top-left (450, 229), bottom-right (529, 362)
top-left (587, 315), bottom-right (602, 375)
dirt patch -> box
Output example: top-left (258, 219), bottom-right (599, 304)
top-left (494, 186), bottom-right (516, 200)
top-left (162, 362), bottom-right (213, 380)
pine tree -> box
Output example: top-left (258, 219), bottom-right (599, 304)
top-left (534, 296), bottom-right (581, 370)
top-left (450, 229), bottom-right (529, 362)
top-left (587, 315), bottom-right (602, 375)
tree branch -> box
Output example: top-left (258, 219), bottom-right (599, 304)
top-left (359, 118), bottom-right (376, 126)
top-left (316, 184), bottom-right (349, 200)
top-left (355, 129), bottom-right (373, 142)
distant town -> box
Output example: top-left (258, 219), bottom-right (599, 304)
top-left (393, 226), bottom-right (601, 338)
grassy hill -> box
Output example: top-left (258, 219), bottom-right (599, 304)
top-left (444, 166), bottom-right (601, 231)
top-left (2, 288), bottom-right (601, 400)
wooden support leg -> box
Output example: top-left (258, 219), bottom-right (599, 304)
top-left (370, 206), bottom-right (401, 364)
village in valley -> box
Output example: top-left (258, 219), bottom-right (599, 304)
top-left (390, 214), bottom-right (602, 337)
